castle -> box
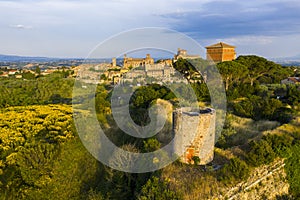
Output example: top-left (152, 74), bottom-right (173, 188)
top-left (123, 54), bottom-right (154, 69)
top-left (206, 42), bottom-right (236, 63)
top-left (174, 48), bottom-right (201, 61)
top-left (173, 107), bottom-right (216, 165)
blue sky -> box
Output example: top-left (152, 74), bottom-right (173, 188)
top-left (1, 0), bottom-right (300, 58)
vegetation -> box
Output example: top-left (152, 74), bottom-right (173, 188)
top-left (0, 55), bottom-right (300, 199)
top-left (138, 176), bottom-right (181, 200)
top-left (218, 157), bottom-right (250, 185)
top-left (0, 73), bottom-right (74, 107)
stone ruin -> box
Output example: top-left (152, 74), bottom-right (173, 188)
top-left (173, 107), bottom-right (216, 165)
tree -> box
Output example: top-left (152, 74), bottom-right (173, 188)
top-left (173, 58), bottom-right (201, 81)
top-left (35, 66), bottom-right (41, 75)
top-left (218, 157), bottom-right (250, 185)
top-left (217, 61), bottom-right (248, 90)
top-left (285, 144), bottom-right (300, 198)
top-left (16, 143), bottom-right (59, 187)
top-left (246, 140), bottom-right (276, 167)
top-left (22, 71), bottom-right (35, 79)
top-left (138, 176), bottom-right (181, 200)
top-left (235, 55), bottom-right (285, 86)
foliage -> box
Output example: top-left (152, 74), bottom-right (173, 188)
top-left (217, 61), bottom-right (248, 90)
top-left (143, 138), bottom-right (161, 153)
top-left (173, 58), bottom-right (202, 82)
top-left (231, 94), bottom-right (292, 123)
top-left (285, 143), bottom-right (300, 199)
top-left (235, 55), bottom-right (293, 85)
top-left (191, 82), bottom-right (210, 102)
top-left (0, 74), bottom-right (74, 107)
top-left (0, 105), bottom-right (76, 198)
top-left (246, 139), bottom-right (277, 167)
top-left (138, 176), bottom-right (182, 200)
top-left (0, 55), bottom-right (299, 199)
top-left (215, 115), bottom-right (237, 148)
top-left (192, 156), bottom-right (201, 165)
top-left (286, 85), bottom-right (300, 107)
top-left (218, 157), bottom-right (250, 185)
top-left (263, 134), bottom-right (293, 157)
top-left (129, 84), bottom-right (175, 126)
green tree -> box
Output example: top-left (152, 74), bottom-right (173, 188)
top-left (246, 140), bottom-right (276, 167)
top-left (235, 55), bottom-right (286, 86)
top-left (218, 157), bottom-right (250, 185)
top-left (16, 143), bottom-right (59, 187)
top-left (285, 144), bottom-right (300, 198)
top-left (35, 66), bottom-right (41, 75)
top-left (22, 71), bottom-right (35, 79)
top-left (138, 176), bottom-right (181, 200)
top-left (217, 61), bottom-right (248, 90)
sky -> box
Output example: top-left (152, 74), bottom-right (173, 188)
top-left (0, 0), bottom-right (300, 59)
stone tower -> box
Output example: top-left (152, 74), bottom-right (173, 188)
top-left (206, 42), bottom-right (236, 63)
top-left (173, 107), bottom-right (216, 165)
top-left (112, 57), bottom-right (117, 67)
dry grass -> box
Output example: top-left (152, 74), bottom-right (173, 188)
top-left (227, 114), bottom-right (280, 146)
top-left (161, 163), bottom-right (223, 200)
top-left (263, 112), bottom-right (300, 137)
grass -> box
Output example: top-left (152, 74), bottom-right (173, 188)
top-left (224, 114), bottom-right (280, 147)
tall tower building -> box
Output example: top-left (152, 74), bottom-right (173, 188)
top-left (112, 57), bottom-right (117, 67)
top-left (206, 42), bottom-right (236, 63)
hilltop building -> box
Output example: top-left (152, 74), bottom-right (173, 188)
top-left (122, 62), bottom-right (175, 83)
top-left (174, 48), bottom-right (201, 61)
top-left (206, 42), bottom-right (236, 63)
top-left (123, 54), bottom-right (154, 69)
top-left (112, 57), bottom-right (117, 67)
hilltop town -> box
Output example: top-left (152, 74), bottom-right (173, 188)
top-left (0, 42), bottom-right (237, 82)
top-left (76, 42), bottom-right (237, 84)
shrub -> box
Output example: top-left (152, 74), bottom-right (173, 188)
top-left (218, 157), bottom-right (250, 185)
top-left (246, 140), bottom-right (276, 167)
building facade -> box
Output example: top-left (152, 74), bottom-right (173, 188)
top-left (206, 42), bottom-right (236, 63)
top-left (123, 54), bottom-right (154, 69)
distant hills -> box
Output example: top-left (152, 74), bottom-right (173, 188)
top-left (0, 54), bottom-right (118, 64)
top-left (0, 54), bottom-right (159, 64)
top-left (1, 53), bottom-right (300, 66)
top-left (0, 54), bottom-right (68, 62)
top-left (270, 55), bottom-right (300, 66)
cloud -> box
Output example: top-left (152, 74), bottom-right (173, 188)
top-left (161, 1), bottom-right (300, 39)
top-left (9, 24), bottom-right (33, 29)
top-left (0, 0), bottom-right (299, 58)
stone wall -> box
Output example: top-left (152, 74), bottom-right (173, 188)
top-left (173, 107), bottom-right (216, 165)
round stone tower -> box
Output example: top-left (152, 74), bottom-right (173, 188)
top-left (173, 107), bottom-right (216, 165)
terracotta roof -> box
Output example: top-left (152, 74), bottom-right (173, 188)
top-left (288, 77), bottom-right (300, 83)
top-left (205, 42), bottom-right (235, 49)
